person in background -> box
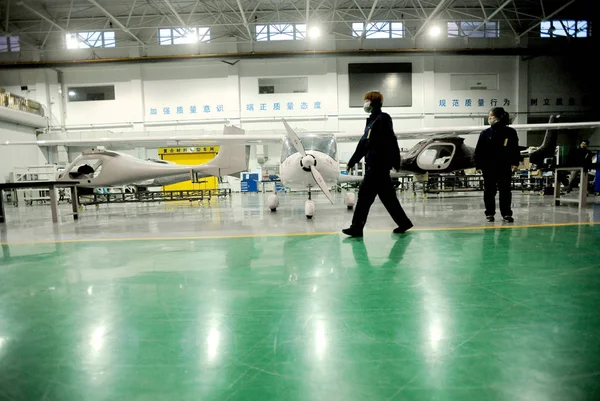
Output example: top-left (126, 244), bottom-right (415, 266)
top-left (566, 139), bottom-right (592, 193)
top-left (474, 107), bottom-right (521, 223)
top-left (342, 90), bottom-right (413, 238)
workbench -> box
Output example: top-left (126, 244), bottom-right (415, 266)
top-left (0, 181), bottom-right (80, 224)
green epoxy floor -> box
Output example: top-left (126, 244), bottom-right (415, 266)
top-left (1, 225), bottom-right (600, 400)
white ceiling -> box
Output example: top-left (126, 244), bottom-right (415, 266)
top-left (0, 0), bottom-right (590, 52)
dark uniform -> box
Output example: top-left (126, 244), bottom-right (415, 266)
top-left (567, 143), bottom-right (593, 192)
top-left (474, 123), bottom-right (520, 218)
top-left (344, 109), bottom-right (413, 235)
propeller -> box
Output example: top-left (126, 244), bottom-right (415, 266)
top-left (282, 119), bottom-right (334, 204)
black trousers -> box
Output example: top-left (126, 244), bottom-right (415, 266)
top-left (482, 167), bottom-right (513, 217)
top-left (351, 171), bottom-right (412, 229)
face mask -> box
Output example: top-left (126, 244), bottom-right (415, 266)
top-left (363, 101), bottom-right (372, 113)
top-left (489, 118), bottom-right (498, 126)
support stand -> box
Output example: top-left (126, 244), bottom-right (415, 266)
top-left (554, 167), bottom-right (588, 210)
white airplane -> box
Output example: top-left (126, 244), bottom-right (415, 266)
top-left (267, 119), bottom-right (361, 218)
top-left (54, 125), bottom-right (250, 188)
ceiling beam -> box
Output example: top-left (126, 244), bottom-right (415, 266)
top-left (126, 0), bottom-right (137, 27)
top-left (235, 0), bottom-right (253, 42)
top-left (306, 0), bottom-right (310, 23)
top-left (17, 1), bottom-right (66, 33)
top-left (4, 0), bottom-right (9, 32)
top-left (467, 0), bottom-right (512, 38)
top-left (86, 0), bottom-right (146, 46)
top-left (413, 0), bottom-right (453, 37)
top-left (359, 0), bottom-right (379, 48)
top-left (163, 0), bottom-right (187, 27)
top-left (187, 0), bottom-right (201, 24)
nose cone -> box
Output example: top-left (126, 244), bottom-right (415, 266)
top-left (302, 155), bottom-right (315, 168)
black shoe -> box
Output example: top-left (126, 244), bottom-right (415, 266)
top-left (486, 215), bottom-right (495, 222)
top-left (342, 227), bottom-right (363, 237)
top-left (393, 222), bottom-right (413, 234)
top-left (502, 216), bottom-right (514, 223)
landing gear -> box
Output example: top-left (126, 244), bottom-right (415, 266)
top-left (344, 191), bottom-right (355, 210)
top-left (305, 185), bottom-right (314, 219)
top-left (268, 194), bottom-right (279, 211)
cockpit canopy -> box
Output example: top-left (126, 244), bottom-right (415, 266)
top-left (281, 134), bottom-right (337, 162)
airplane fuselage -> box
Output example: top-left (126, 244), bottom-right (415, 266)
top-left (279, 150), bottom-right (339, 190)
top-left (399, 137), bottom-right (476, 174)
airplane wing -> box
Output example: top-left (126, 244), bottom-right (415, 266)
top-left (3, 120), bottom-right (599, 147)
top-left (333, 121), bottom-right (600, 141)
top-left (338, 173), bottom-right (363, 183)
top-left (0, 133), bottom-right (282, 147)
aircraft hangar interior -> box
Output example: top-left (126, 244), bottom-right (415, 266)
top-left (0, 0), bottom-right (599, 399)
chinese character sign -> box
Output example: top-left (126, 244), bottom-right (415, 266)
top-left (529, 96), bottom-right (588, 108)
top-left (147, 100), bottom-right (325, 118)
top-left (147, 104), bottom-right (225, 117)
top-left (436, 98), bottom-right (511, 109)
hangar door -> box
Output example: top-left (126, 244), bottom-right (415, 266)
top-left (159, 146), bottom-right (219, 191)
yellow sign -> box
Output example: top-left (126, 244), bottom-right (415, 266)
top-left (159, 146), bottom-right (220, 155)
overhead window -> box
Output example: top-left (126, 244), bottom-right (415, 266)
top-left (66, 31), bottom-right (115, 49)
top-left (158, 27), bottom-right (211, 45)
top-left (351, 22), bottom-right (405, 39)
top-left (447, 21), bottom-right (499, 38)
top-left (0, 35), bottom-right (20, 52)
top-left (540, 20), bottom-right (589, 37)
top-left (258, 77), bottom-right (308, 94)
top-left (67, 86), bottom-right (115, 102)
top-left (255, 24), bottom-right (306, 41)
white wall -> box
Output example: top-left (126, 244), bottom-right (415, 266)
top-left (1, 53), bottom-right (596, 174)
top-left (528, 55), bottom-right (596, 118)
top-left (0, 121), bottom-right (46, 183)
top-left (433, 56), bottom-right (515, 117)
top-left (142, 62), bottom-right (237, 125)
top-left (62, 67), bottom-right (139, 126)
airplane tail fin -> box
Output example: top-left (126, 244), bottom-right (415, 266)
top-left (530, 115), bottom-right (558, 167)
top-left (193, 125), bottom-right (250, 177)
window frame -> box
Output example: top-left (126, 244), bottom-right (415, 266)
top-left (540, 20), bottom-right (589, 38)
top-left (65, 31), bottom-right (116, 49)
top-left (351, 22), bottom-right (405, 39)
top-left (158, 27), bottom-right (211, 45)
top-left (255, 23), bottom-right (307, 41)
top-left (447, 21), bottom-right (499, 38)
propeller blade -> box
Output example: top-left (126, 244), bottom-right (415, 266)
top-left (310, 166), bottom-right (334, 204)
top-left (282, 119), bottom-right (306, 157)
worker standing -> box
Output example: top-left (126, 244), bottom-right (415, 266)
top-left (474, 107), bottom-right (521, 223)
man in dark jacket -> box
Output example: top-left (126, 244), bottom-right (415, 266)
top-left (474, 107), bottom-right (520, 223)
top-left (342, 91), bottom-right (413, 238)
top-left (567, 139), bottom-right (592, 193)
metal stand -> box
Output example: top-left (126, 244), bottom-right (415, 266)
top-left (554, 167), bottom-right (588, 210)
top-left (71, 186), bottom-right (79, 220)
top-left (0, 181), bottom-right (80, 224)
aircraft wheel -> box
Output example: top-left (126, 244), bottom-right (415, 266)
top-left (344, 192), bottom-right (356, 210)
top-left (305, 199), bottom-right (314, 219)
top-left (268, 194), bottom-right (279, 211)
